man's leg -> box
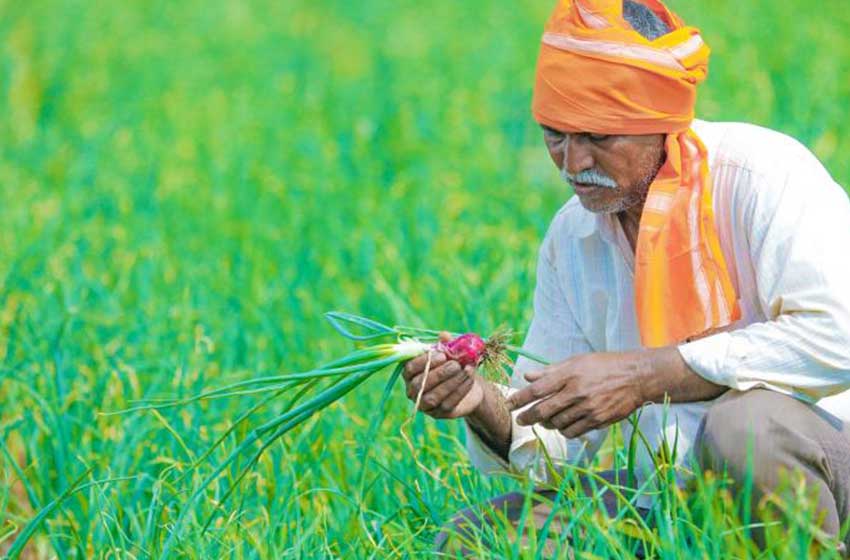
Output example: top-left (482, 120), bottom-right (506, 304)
top-left (433, 469), bottom-right (649, 557)
top-left (697, 389), bottom-right (850, 552)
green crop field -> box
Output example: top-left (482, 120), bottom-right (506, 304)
top-left (1, 0), bottom-right (849, 557)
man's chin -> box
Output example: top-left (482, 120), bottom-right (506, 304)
top-left (575, 195), bottom-right (620, 214)
top-left (574, 189), bottom-right (643, 214)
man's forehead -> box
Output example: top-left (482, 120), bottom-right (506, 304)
top-left (540, 124), bottom-right (612, 138)
top-left (539, 124), bottom-right (661, 142)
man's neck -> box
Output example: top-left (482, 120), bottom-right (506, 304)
top-left (615, 147), bottom-right (666, 253)
top-left (617, 205), bottom-right (643, 253)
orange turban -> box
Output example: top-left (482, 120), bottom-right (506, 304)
top-left (532, 0), bottom-right (740, 347)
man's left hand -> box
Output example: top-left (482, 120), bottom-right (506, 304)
top-left (505, 352), bottom-right (649, 438)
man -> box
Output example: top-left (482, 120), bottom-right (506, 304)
top-left (402, 0), bottom-right (850, 555)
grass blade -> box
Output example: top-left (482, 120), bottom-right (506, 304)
top-left (106, 353), bottom-right (402, 415)
top-left (160, 364), bottom-right (387, 557)
top-left (324, 312), bottom-right (396, 341)
top-left (5, 467), bottom-right (94, 559)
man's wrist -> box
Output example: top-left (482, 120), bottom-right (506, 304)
top-left (465, 378), bottom-right (497, 426)
top-left (463, 378), bottom-right (513, 462)
top-left (634, 346), bottom-right (727, 404)
top-left (631, 349), bottom-right (658, 404)
top-left (631, 347), bottom-right (685, 404)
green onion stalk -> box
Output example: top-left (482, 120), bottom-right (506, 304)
top-left (145, 312), bottom-right (547, 557)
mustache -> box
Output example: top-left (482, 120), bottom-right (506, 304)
top-left (560, 167), bottom-right (618, 190)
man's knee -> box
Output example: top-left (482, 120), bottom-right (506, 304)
top-left (433, 490), bottom-right (573, 555)
top-left (433, 505), bottom-right (479, 553)
top-left (697, 389), bottom-right (848, 551)
top-left (697, 389), bottom-right (791, 479)
top-left (433, 491), bottom-right (525, 554)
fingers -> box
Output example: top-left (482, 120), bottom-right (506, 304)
top-left (515, 391), bottom-right (578, 426)
top-left (403, 351), bottom-right (447, 381)
top-left (429, 366), bottom-right (478, 418)
top-left (427, 375), bottom-right (474, 418)
top-left (419, 369), bottom-right (475, 418)
top-left (505, 371), bottom-right (565, 412)
top-left (405, 360), bottom-right (462, 399)
top-left (559, 417), bottom-right (597, 439)
top-left (416, 371), bottom-right (468, 413)
top-left (405, 364), bottom-right (482, 419)
top-left (445, 375), bottom-right (485, 418)
top-left (541, 406), bottom-right (586, 431)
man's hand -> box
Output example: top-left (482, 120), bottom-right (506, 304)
top-left (505, 352), bottom-right (649, 438)
top-left (403, 351), bottom-right (484, 419)
top-left (505, 348), bottom-right (728, 439)
top-left (403, 351), bottom-right (513, 460)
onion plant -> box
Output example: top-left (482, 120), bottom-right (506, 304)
top-left (128, 312), bottom-right (546, 556)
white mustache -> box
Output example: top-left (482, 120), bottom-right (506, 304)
top-left (561, 167), bottom-right (618, 190)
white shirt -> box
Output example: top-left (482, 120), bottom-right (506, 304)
top-left (466, 120), bottom-right (850, 500)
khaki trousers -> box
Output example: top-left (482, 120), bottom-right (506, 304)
top-left (436, 389), bottom-right (850, 556)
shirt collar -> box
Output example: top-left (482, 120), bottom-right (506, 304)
top-left (569, 200), bottom-right (628, 248)
top-left (595, 212), bottom-right (620, 245)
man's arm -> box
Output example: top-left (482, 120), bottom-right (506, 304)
top-left (464, 380), bottom-right (513, 462)
top-left (506, 346), bottom-right (726, 438)
top-left (641, 346), bottom-right (727, 403)
top-left (461, 336), bottom-right (720, 460)
top-left (676, 151), bottom-right (850, 403)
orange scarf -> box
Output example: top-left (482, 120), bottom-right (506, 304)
top-left (532, 0), bottom-right (739, 347)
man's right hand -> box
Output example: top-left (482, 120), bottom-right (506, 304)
top-left (403, 351), bottom-right (484, 419)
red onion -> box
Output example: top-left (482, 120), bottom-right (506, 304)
top-left (437, 332), bottom-right (487, 367)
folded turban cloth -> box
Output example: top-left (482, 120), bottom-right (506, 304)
top-left (532, 0), bottom-right (740, 347)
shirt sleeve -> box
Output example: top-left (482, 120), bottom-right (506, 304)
top-left (679, 149), bottom-right (850, 403)
top-left (465, 226), bottom-right (609, 481)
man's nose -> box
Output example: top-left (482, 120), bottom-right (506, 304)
top-left (564, 135), bottom-right (594, 175)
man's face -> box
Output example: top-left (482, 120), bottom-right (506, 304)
top-left (542, 125), bottom-right (666, 214)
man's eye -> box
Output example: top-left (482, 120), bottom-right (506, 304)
top-left (588, 133), bottom-right (610, 142)
top-left (542, 126), bottom-right (565, 140)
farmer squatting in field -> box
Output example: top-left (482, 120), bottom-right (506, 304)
top-left (403, 0), bottom-right (850, 555)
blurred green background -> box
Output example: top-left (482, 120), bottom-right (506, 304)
top-left (1, 0), bottom-right (848, 557)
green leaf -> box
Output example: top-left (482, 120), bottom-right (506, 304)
top-left (324, 311), bottom-right (396, 341)
top-left (5, 467), bottom-right (94, 559)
